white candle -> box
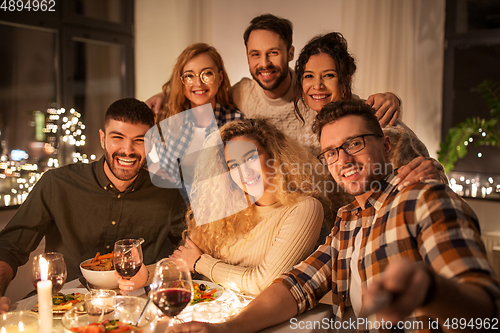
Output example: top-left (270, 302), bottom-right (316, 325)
top-left (37, 257), bottom-right (53, 333)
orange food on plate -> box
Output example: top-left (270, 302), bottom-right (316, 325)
top-left (34, 292), bottom-right (84, 313)
top-left (70, 319), bottom-right (141, 333)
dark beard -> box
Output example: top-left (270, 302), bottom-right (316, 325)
top-left (104, 150), bottom-right (144, 181)
top-left (251, 65), bottom-right (289, 91)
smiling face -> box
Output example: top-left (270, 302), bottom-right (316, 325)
top-left (225, 136), bottom-right (277, 206)
top-left (182, 52), bottom-right (223, 109)
top-left (100, 120), bottom-right (149, 191)
top-left (246, 29), bottom-right (293, 92)
top-left (320, 115), bottom-right (391, 205)
top-left (302, 53), bottom-right (344, 112)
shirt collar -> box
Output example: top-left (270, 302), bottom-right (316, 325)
top-left (94, 156), bottom-right (112, 190)
top-left (365, 170), bottom-right (399, 211)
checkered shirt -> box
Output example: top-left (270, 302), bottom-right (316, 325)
top-left (154, 103), bottom-right (243, 185)
top-left (275, 171), bottom-right (500, 332)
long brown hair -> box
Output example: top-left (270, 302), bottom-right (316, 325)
top-left (157, 43), bottom-right (235, 123)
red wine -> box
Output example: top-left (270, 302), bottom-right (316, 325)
top-left (151, 288), bottom-right (191, 317)
top-left (114, 262), bottom-right (141, 278)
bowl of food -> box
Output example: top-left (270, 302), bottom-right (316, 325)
top-left (61, 296), bottom-right (157, 333)
top-left (80, 252), bottom-right (119, 290)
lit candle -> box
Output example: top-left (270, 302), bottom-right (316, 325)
top-left (0, 322), bottom-right (37, 333)
top-left (37, 257), bottom-right (53, 333)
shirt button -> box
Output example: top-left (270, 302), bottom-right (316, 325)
top-left (110, 184), bottom-right (113, 188)
top-left (111, 221), bottom-right (116, 225)
top-left (106, 245), bottom-right (110, 249)
top-left (117, 194), bottom-right (121, 199)
top-left (103, 186), bottom-right (107, 190)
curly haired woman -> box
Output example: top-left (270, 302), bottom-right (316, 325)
top-left (130, 119), bottom-right (328, 296)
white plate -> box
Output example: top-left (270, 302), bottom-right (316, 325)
top-left (191, 280), bottom-right (223, 305)
top-left (23, 287), bottom-right (88, 317)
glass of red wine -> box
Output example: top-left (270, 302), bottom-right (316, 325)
top-left (149, 258), bottom-right (193, 326)
top-left (113, 238), bottom-right (143, 294)
top-left (32, 252), bottom-right (67, 295)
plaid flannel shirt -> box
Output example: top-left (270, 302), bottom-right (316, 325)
top-left (154, 103), bottom-right (243, 185)
top-left (276, 171), bottom-right (499, 332)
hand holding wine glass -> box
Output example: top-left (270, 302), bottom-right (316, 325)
top-left (113, 239), bottom-right (143, 294)
top-left (32, 252), bottom-right (67, 294)
top-left (149, 258), bottom-right (193, 326)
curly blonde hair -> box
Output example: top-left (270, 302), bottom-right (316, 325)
top-left (156, 43), bottom-right (235, 123)
top-left (186, 118), bottom-right (329, 255)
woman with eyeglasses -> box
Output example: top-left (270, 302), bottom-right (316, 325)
top-left (293, 32), bottom-right (447, 182)
top-left (150, 43), bottom-right (244, 191)
top-left (125, 119), bottom-right (327, 296)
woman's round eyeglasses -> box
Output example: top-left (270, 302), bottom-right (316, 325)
top-left (180, 69), bottom-right (216, 86)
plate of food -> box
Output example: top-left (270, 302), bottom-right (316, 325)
top-left (65, 319), bottom-right (141, 333)
top-left (191, 280), bottom-right (223, 305)
top-left (23, 288), bottom-right (87, 316)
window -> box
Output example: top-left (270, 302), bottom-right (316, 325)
top-left (443, 0), bottom-right (500, 174)
top-left (442, 0), bottom-right (500, 200)
top-left (0, 0), bottom-right (134, 208)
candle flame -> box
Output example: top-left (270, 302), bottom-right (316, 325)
top-left (40, 256), bottom-right (49, 282)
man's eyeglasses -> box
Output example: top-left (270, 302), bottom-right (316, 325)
top-left (317, 134), bottom-right (383, 166)
top-left (180, 69), bottom-right (217, 86)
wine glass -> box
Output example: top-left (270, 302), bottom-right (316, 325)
top-left (113, 239), bottom-right (143, 293)
top-left (32, 252), bottom-right (67, 294)
top-left (149, 258), bottom-right (193, 326)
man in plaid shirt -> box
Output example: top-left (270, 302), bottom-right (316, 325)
top-left (172, 99), bottom-right (499, 333)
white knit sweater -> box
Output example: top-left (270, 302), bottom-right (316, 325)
top-left (232, 72), bottom-right (318, 154)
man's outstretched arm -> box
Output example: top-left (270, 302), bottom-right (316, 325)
top-left (171, 282), bottom-right (298, 333)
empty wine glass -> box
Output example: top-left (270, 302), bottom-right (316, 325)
top-left (113, 239), bottom-right (143, 294)
top-left (32, 252), bottom-right (67, 295)
top-left (149, 258), bottom-right (193, 326)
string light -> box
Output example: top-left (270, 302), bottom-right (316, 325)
top-left (448, 171), bottom-right (500, 200)
top-left (1, 107), bottom-right (89, 207)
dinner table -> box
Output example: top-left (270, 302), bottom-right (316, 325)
top-left (9, 278), bottom-right (334, 333)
